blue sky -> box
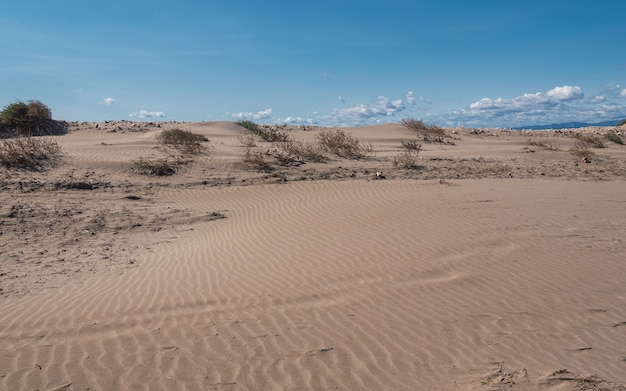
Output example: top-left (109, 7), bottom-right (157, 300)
top-left (1, 1), bottom-right (625, 127)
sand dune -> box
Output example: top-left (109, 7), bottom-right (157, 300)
top-left (1, 121), bottom-right (625, 389)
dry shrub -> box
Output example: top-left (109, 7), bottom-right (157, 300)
top-left (606, 131), bottom-right (624, 145)
top-left (132, 156), bottom-right (189, 176)
top-left (316, 129), bottom-right (373, 159)
top-left (0, 136), bottom-right (62, 169)
top-left (527, 137), bottom-right (560, 151)
top-left (274, 138), bottom-right (327, 163)
top-left (569, 139), bottom-right (595, 160)
top-left (156, 128), bottom-right (208, 155)
top-left (401, 140), bottom-right (422, 151)
top-left (242, 147), bottom-right (272, 171)
top-left (402, 117), bottom-right (448, 143)
top-left (393, 149), bottom-right (420, 169)
top-left (575, 133), bottom-right (606, 148)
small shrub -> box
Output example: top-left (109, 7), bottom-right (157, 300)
top-left (569, 139), bottom-right (595, 160)
top-left (401, 140), bottom-right (422, 151)
top-left (575, 133), bottom-right (606, 148)
top-left (0, 136), bottom-right (62, 169)
top-left (274, 138), bottom-right (327, 163)
top-left (606, 131), bottom-right (624, 145)
top-left (401, 117), bottom-right (447, 143)
top-left (132, 156), bottom-right (188, 176)
top-left (392, 149), bottom-right (420, 169)
top-left (156, 128), bottom-right (207, 155)
top-left (617, 119), bottom-right (626, 126)
top-left (242, 146), bottom-right (272, 171)
top-left (527, 137), bottom-right (560, 151)
top-left (236, 120), bottom-right (289, 142)
top-left (316, 129), bottom-right (373, 159)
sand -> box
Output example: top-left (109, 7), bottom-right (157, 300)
top-left (1, 121), bottom-right (625, 390)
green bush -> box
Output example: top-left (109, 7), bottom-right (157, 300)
top-left (0, 100), bottom-right (60, 136)
top-left (236, 120), bottom-right (289, 142)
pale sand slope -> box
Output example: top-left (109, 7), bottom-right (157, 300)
top-left (1, 179), bottom-right (626, 390)
top-left (1, 121), bottom-right (626, 390)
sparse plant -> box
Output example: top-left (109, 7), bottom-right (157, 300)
top-left (274, 138), bottom-right (327, 163)
top-left (401, 117), bottom-right (448, 143)
top-left (401, 140), bottom-right (422, 151)
top-left (606, 131), bottom-right (624, 145)
top-left (236, 120), bottom-right (289, 142)
top-left (527, 137), bottom-right (560, 151)
top-left (0, 136), bottom-right (63, 169)
top-left (156, 128), bottom-right (207, 155)
top-left (316, 129), bottom-right (373, 159)
top-left (618, 119), bottom-right (626, 126)
top-left (575, 133), bottom-right (606, 148)
top-left (238, 134), bottom-right (257, 147)
top-left (242, 146), bottom-right (272, 171)
top-left (569, 139), bottom-right (595, 160)
top-left (392, 149), bottom-right (420, 169)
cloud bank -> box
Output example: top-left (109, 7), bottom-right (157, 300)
top-left (233, 109), bottom-right (273, 121)
top-left (129, 110), bottom-right (166, 118)
top-left (447, 85), bottom-right (626, 127)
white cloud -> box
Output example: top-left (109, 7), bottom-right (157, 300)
top-left (445, 84), bottom-right (626, 127)
top-left (129, 110), bottom-right (166, 118)
top-left (620, 89), bottom-right (626, 98)
top-left (406, 91), bottom-right (416, 105)
top-left (326, 95), bottom-right (407, 125)
top-left (468, 85), bottom-right (584, 114)
top-left (102, 97), bottom-right (115, 105)
top-left (233, 108), bottom-right (273, 121)
top-left (545, 85), bottom-right (583, 101)
top-left (590, 95), bottom-right (606, 103)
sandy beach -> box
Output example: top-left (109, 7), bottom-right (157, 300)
top-left (1, 121), bottom-right (625, 390)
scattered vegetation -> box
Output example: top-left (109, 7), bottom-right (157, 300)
top-left (575, 133), bottom-right (606, 148)
top-left (156, 128), bottom-right (208, 155)
top-left (617, 119), bottom-right (626, 126)
top-left (274, 138), bottom-right (327, 163)
top-left (527, 137), bottom-right (560, 151)
top-left (0, 136), bottom-right (63, 169)
top-left (316, 129), bottom-right (373, 159)
top-left (569, 139), bottom-right (596, 160)
top-left (401, 140), bottom-right (422, 151)
top-left (605, 131), bottom-right (624, 145)
top-left (236, 120), bottom-right (289, 142)
top-left (0, 100), bottom-right (66, 136)
top-left (237, 134), bottom-right (257, 148)
top-left (401, 118), bottom-right (450, 144)
top-left (242, 146), bottom-right (272, 171)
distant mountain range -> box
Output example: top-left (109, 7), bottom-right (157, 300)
top-left (513, 119), bottom-right (623, 130)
